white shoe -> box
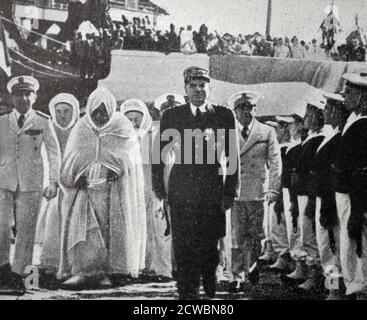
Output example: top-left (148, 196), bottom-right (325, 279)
top-left (61, 275), bottom-right (88, 290)
top-left (259, 241), bottom-right (276, 263)
top-left (97, 276), bottom-right (112, 288)
top-left (298, 277), bottom-right (317, 290)
top-left (286, 261), bottom-right (307, 280)
top-left (269, 255), bottom-right (293, 273)
top-left (298, 266), bottom-right (321, 291)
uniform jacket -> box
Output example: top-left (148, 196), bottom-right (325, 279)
top-left (237, 119), bottom-right (281, 201)
top-left (333, 118), bottom-right (367, 256)
top-left (282, 142), bottom-right (302, 190)
top-left (313, 133), bottom-right (341, 197)
top-left (152, 103), bottom-right (240, 206)
top-left (295, 134), bottom-right (324, 196)
top-left (282, 142), bottom-right (303, 229)
top-left (0, 109), bottom-right (59, 192)
top-left (279, 145), bottom-right (288, 186)
top-left (312, 133), bottom-right (341, 229)
top-left (334, 119), bottom-right (367, 194)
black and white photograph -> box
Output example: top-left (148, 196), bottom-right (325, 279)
top-left (0, 0), bottom-right (367, 304)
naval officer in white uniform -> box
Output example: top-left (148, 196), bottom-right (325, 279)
top-left (0, 76), bottom-right (59, 291)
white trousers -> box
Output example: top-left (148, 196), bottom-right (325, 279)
top-left (263, 200), bottom-right (288, 254)
top-left (336, 192), bottom-right (367, 295)
top-left (292, 195), bottom-right (319, 264)
top-left (218, 210), bottom-right (232, 281)
top-left (0, 188), bottom-right (42, 274)
top-left (282, 188), bottom-right (300, 256)
top-left (315, 197), bottom-right (341, 277)
top-left (40, 196), bottom-right (61, 269)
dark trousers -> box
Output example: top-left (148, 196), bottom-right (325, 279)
top-left (170, 203), bottom-right (223, 299)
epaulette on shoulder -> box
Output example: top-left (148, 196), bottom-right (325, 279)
top-left (36, 110), bottom-right (50, 119)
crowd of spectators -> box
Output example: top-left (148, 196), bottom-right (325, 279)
top-left (101, 14), bottom-right (366, 62)
top-left (19, 13), bottom-right (366, 81)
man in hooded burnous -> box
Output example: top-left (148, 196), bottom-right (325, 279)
top-left (38, 93), bottom-right (80, 273)
top-left (58, 87), bottom-right (146, 289)
top-left (121, 98), bottom-right (171, 280)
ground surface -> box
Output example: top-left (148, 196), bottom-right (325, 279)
top-left (0, 267), bottom-right (326, 300)
top-left (1, 244), bottom-right (327, 300)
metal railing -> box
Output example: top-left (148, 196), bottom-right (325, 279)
top-left (15, 0), bottom-right (68, 11)
top-left (14, 0), bottom-right (162, 17)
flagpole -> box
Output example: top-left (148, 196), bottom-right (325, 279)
top-left (265, 0), bottom-right (272, 40)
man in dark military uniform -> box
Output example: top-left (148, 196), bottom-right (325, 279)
top-left (286, 93), bottom-right (326, 290)
top-left (152, 66), bottom-right (240, 299)
top-left (334, 73), bottom-right (367, 299)
top-left (312, 92), bottom-right (349, 300)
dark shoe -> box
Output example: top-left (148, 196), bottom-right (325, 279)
top-left (0, 263), bottom-right (12, 275)
top-left (177, 283), bottom-right (200, 300)
top-left (178, 287), bottom-right (200, 300)
top-left (203, 279), bottom-right (216, 299)
top-left (0, 264), bottom-right (25, 295)
top-left (248, 262), bottom-right (260, 286)
top-left (155, 276), bottom-right (173, 283)
top-left (357, 293), bottom-right (367, 300)
top-left (178, 293), bottom-right (200, 300)
top-left (145, 274), bottom-right (173, 283)
top-left (326, 289), bottom-right (345, 300)
top-left (242, 281), bottom-right (255, 294)
top-left (35, 266), bottom-right (60, 290)
top-left (345, 293), bottom-right (357, 300)
top-left (227, 280), bottom-right (243, 293)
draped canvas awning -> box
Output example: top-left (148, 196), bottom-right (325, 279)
top-left (209, 54), bottom-right (367, 115)
top-left (101, 50), bottom-right (367, 116)
top-left (209, 55), bottom-right (367, 94)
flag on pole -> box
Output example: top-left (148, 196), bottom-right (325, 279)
top-left (0, 19), bottom-right (11, 77)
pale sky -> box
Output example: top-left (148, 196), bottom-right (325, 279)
top-left (153, 0), bottom-right (367, 42)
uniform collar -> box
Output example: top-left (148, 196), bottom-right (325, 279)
top-left (13, 108), bottom-right (32, 121)
top-left (302, 129), bottom-right (324, 145)
top-left (342, 112), bottom-right (367, 135)
top-left (322, 124), bottom-right (338, 138)
top-left (237, 117), bottom-right (255, 134)
top-left (247, 118), bottom-right (254, 133)
top-left (317, 125), bottom-right (339, 152)
top-left (190, 103), bottom-right (207, 116)
top-left (286, 137), bottom-right (301, 153)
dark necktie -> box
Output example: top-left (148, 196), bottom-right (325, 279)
top-left (241, 126), bottom-right (248, 140)
top-left (18, 114), bottom-right (25, 129)
top-left (195, 107), bottom-right (202, 121)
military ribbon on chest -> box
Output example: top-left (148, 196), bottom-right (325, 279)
top-left (24, 129), bottom-right (43, 136)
